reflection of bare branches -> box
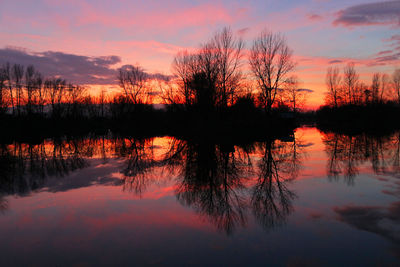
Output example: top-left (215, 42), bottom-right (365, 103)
top-left (0, 137), bottom-right (95, 196)
top-left (323, 132), bottom-right (400, 184)
top-left (114, 138), bottom-right (169, 196)
top-left (0, 132), bottom-right (306, 234)
top-left (392, 133), bottom-right (400, 176)
top-left (174, 142), bottom-right (248, 235)
top-left (251, 140), bottom-right (297, 229)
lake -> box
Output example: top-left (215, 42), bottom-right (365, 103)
top-left (0, 127), bottom-right (399, 266)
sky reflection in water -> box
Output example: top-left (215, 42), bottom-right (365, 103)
top-left (0, 128), bottom-right (399, 266)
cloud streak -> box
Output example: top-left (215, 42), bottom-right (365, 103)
top-left (333, 1), bottom-right (400, 27)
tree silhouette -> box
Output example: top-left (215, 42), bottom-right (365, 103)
top-left (170, 27), bottom-right (244, 110)
top-left (325, 66), bottom-right (342, 108)
top-left (249, 29), bottom-right (295, 114)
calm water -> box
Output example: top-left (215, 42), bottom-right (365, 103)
top-left (0, 128), bottom-right (399, 266)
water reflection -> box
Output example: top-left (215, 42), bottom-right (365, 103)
top-left (322, 131), bottom-right (400, 185)
top-left (2, 130), bottom-right (400, 236)
top-left (0, 139), bottom-right (90, 196)
top-left (321, 130), bottom-right (400, 258)
top-left (0, 133), bottom-right (305, 234)
top-left (2, 129), bottom-right (400, 265)
top-left (252, 140), bottom-right (299, 230)
top-left (167, 140), bottom-right (250, 234)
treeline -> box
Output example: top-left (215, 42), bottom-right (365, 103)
top-left (0, 27), bottom-right (311, 121)
top-left (0, 62), bottom-right (158, 120)
top-left (0, 62), bottom-right (111, 118)
top-left (324, 63), bottom-right (400, 107)
top-left (317, 64), bottom-right (400, 131)
top-left (119, 27), bottom-right (308, 115)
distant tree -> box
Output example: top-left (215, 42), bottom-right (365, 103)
top-left (25, 65), bottom-right (35, 115)
top-left (371, 73), bottom-right (381, 103)
top-left (118, 65), bottom-right (151, 104)
top-left (343, 63), bottom-right (359, 105)
top-left (358, 82), bottom-right (370, 104)
top-left (11, 64), bottom-right (24, 115)
top-left (66, 83), bottom-right (86, 117)
top-left (283, 76), bottom-right (308, 113)
top-left (45, 78), bottom-right (66, 117)
top-left (249, 29), bottom-right (295, 114)
top-left (3, 63), bottom-right (14, 114)
top-left (325, 66), bottom-right (342, 108)
top-left (99, 89), bottom-right (107, 118)
top-left (0, 66), bottom-right (6, 113)
top-left (381, 74), bottom-right (389, 103)
top-left (32, 71), bottom-right (44, 114)
top-left (393, 69), bottom-right (400, 104)
top-left (159, 80), bottom-right (184, 106)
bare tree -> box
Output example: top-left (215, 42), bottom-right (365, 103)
top-left (249, 29), bottom-right (295, 114)
top-left (371, 73), bottom-right (381, 103)
top-left (45, 78), bottom-right (66, 117)
top-left (0, 66), bottom-right (6, 113)
top-left (33, 71), bottom-right (45, 115)
top-left (12, 64), bottom-right (24, 115)
top-left (172, 51), bottom-right (197, 106)
top-left (325, 66), bottom-right (342, 108)
top-left (393, 69), bottom-right (400, 104)
top-left (3, 63), bottom-right (14, 114)
top-left (343, 63), bottom-right (359, 105)
top-left (99, 89), bottom-right (107, 118)
top-left (25, 65), bottom-right (35, 115)
top-left (118, 65), bottom-right (150, 104)
top-left (381, 74), bottom-right (389, 103)
top-left (357, 82), bottom-right (370, 104)
top-left (212, 27), bottom-right (244, 107)
top-left (171, 28), bottom-right (244, 110)
top-left (283, 76), bottom-right (307, 113)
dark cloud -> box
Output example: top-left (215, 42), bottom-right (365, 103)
top-left (0, 47), bottom-right (172, 84)
top-left (298, 88), bottom-right (314, 93)
top-left (118, 64), bottom-right (173, 82)
top-left (328, 59), bottom-right (343, 64)
top-left (333, 1), bottom-right (400, 27)
top-left (365, 34), bottom-right (400, 66)
top-left (372, 52), bottom-right (400, 65)
top-left (0, 47), bottom-right (121, 84)
top-left (377, 50), bottom-right (394, 55)
top-left (298, 142), bottom-right (314, 148)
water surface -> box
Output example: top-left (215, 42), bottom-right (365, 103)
top-left (0, 128), bottom-right (399, 266)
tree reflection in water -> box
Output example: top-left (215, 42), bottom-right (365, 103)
top-left (160, 135), bottom-right (303, 234)
top-left (0, 132), bottom-right (305, 234)
top-left (323, 131), bottom-right (400, 185)
top-left (0, 138), bottom-right (92, 196)
top-left (251, 139), bottom-right (298, 230)
top-left (170, 141), bottom-right (249, 234)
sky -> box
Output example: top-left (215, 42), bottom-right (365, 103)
top-left (0, 0), bottom-right (399, 108)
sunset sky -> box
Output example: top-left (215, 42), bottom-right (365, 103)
top-left (0, 0), bottom-right (399, 108)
